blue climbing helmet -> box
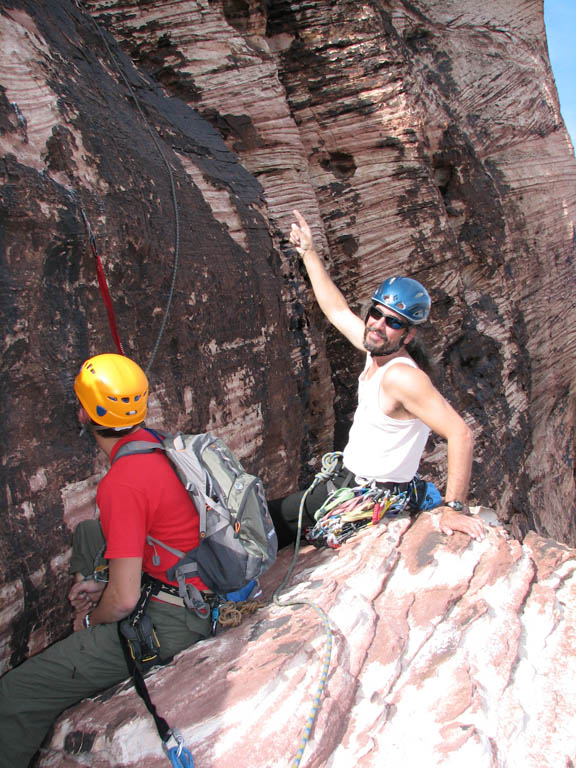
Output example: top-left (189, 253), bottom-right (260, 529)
top-left (371, 276), bottom-right (431, 325)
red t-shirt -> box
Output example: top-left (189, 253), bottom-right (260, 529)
top-left (97, 428), bottom-right (208, 592)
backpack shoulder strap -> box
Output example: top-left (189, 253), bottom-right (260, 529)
top-left (112, 429), bottom-right (169, 464)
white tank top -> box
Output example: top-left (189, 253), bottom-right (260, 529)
top-left (342, 356), bottom-right (430, 484)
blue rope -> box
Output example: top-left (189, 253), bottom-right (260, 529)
top-left (162, 729), bottom-right (193, 767)
top-left (166, 745), bottom-right (194, 768)
top-left (288, 600), bottom-right (333, 768)
top-left (273, 452), bottom-right (341, 768)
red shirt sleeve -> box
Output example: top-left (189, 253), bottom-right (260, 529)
top-left (97, 476), bottom-right (149, 559)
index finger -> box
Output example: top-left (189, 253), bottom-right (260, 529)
top-left (292, 209), bottom-right (309, 229)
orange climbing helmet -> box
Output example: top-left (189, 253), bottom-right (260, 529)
top-left (74, 353), bottom-right (148, 428)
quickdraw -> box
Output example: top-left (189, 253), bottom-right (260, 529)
top-left (305, 482), bottom-right (414, 549)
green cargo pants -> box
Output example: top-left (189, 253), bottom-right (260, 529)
top-left (0, 520), bottom-right (210, 768)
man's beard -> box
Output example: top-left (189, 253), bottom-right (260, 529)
top-left (363, 326), bottom-right (406, 356)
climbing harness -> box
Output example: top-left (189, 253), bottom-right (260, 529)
top-left (305, 475), bottom-right (434, 549)
top-left (273, 452), bottom-right (342, 768)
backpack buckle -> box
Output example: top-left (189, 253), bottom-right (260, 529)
top-left (182, 583), bottom-right (211, 620)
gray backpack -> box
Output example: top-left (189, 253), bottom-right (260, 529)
top-left (113, 430), bottom-right (278, 613)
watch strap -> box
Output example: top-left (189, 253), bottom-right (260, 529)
top-left (444, 500), bottom-right (465, 512)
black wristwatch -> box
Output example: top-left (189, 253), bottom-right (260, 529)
top-left (444, 500), bottom-right (465, 512)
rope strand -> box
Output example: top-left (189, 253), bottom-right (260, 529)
top-left (78, 2), bottom-right (181, 375)
top-left (273, 452), bottom-right (342, 767)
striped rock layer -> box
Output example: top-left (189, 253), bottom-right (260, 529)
top-left (0, 0), bottom-right (575, 691)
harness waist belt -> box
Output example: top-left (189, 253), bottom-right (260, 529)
top-left (143, 574), bottom-right (214, 608)
top-left (375, 480), bottom-right (412, 492)
top-left (342, 461), bottom-right (414, 494)
top-left (153, 589), bottom-right (215, 608)
top-left (154, 590), bottom-right (186, 607)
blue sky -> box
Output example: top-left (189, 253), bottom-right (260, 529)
top-left (544, 0), bottom-right (575, 149)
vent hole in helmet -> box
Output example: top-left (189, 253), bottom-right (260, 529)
top-left (121, 397), bottom-right (130, 403)
top-left (107, 396), bottom-right (118, 402)
top-left (96, 405), bottom-right (107, 416)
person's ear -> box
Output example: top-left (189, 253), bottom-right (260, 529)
top-left (405, 327), bottom-right (417, 345)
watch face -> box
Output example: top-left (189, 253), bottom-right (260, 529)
top-left (446, 501), bottom-right (464, 511)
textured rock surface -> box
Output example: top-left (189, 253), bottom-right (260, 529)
top-left (1, 0), bottom-right (575, 673)
top-left (38, 516), bottom-right (576, 767)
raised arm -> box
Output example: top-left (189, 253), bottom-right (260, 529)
top-left (290, 209), bottom-right (366, 350)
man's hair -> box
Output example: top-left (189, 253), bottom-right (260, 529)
top-left (90, 422), bottom-right (142, 439)
top-left (405, 337), bottom-right (434, 378)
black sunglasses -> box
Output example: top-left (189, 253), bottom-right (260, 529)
top-left (367, 305), bottom-right (409, 330)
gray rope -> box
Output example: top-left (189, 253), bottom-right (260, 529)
top-left (273, 452), bottom-right (342, 767)
top-left (79, 2), bottom-right (181, 375)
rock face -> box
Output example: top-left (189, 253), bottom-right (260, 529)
top-left (1, 0), bottom-right (575, 680)
top-left (38, 516), bottom-right (576, 767)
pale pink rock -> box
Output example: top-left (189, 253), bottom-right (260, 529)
top-left (1, 1), bottom-right (575, 750)
top-left (39, 517), bottom-right (576, 768)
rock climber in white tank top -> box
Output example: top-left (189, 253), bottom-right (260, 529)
top-left (343, 355), bottom-right (431, 484)
top-left (285, 209), bottom-right (485, 542)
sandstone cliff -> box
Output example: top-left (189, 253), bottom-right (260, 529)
top-left (1, 0), bottom-right (575, 680)
top-left (38, 516), bottom-right (576, 767)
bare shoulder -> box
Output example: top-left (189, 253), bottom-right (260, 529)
top-left (382, 357), bottom-right (429, 383)
top-left (381, 357), bottom-right (437, 399)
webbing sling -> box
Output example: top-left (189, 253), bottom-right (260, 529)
top-left (117, 579), bottom-right (169, 738)
top-left (80, 208), bottom-right (125, 356)
top-left (118, 622), bottom-right (171, 739)
top-left (117, 579), bottom-right (193, 766)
